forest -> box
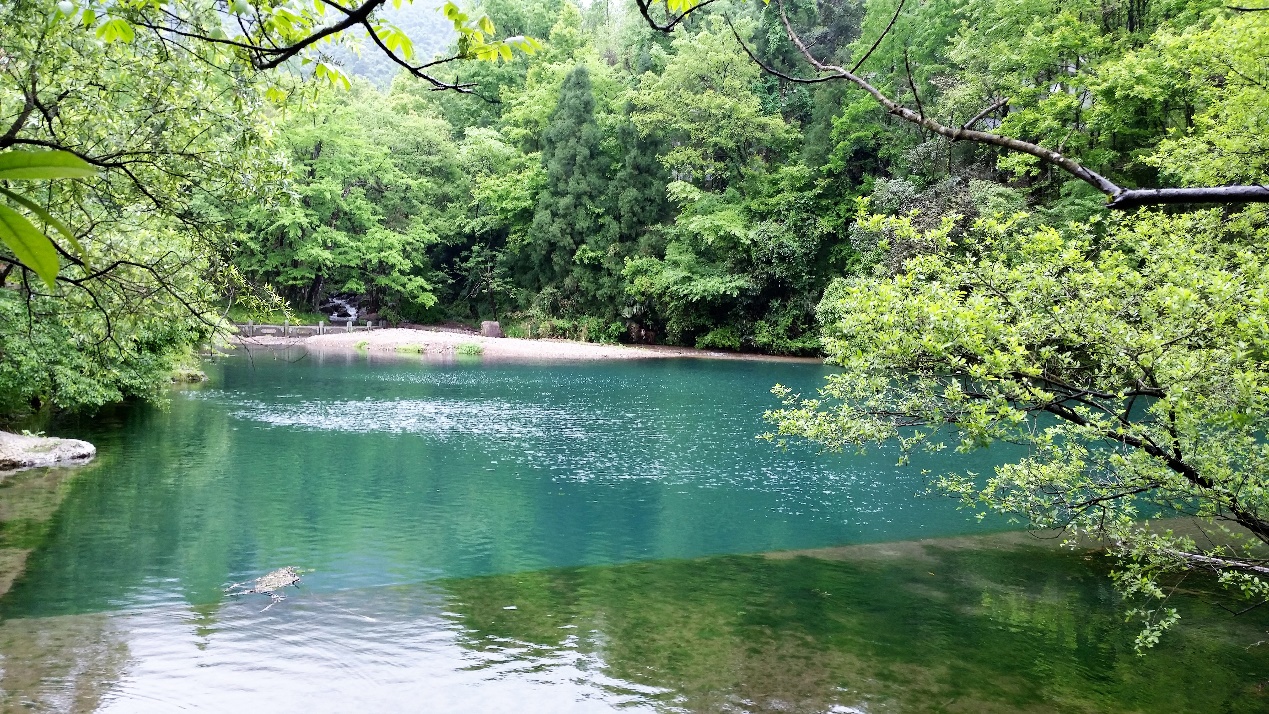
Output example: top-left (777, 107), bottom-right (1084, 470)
top-left (2, 0), bottom-right (1269, 648)
top-left (3, 0), bottom-right (1266, 409)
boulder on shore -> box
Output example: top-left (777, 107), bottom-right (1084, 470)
top-left (481, 321), bottom-right (504, 338)
top-left (0, 431), bottom-right (96, 473)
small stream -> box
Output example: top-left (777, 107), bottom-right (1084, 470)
top-left (319, 295), bottom-right (358, 322)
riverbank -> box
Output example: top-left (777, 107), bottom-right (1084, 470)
top-left (0, 431), bottom-right (95, 474)
top-left (229, 327), bottom-right (824, 363)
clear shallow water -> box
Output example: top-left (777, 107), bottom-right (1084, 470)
top-left (0, 352), bottom-right (1266, 712)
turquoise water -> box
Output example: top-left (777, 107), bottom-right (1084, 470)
top-left (2, 353), bottom-right (1007, 617)
top-left (0, 351), bottom-right (1265, 712)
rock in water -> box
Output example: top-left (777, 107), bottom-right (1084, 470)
top-left (0, 431), bottom-right (96, 473)
top-left (481, 321), bottom-right (504, 338)
top-left (226, 567), bottom-right (302, 610)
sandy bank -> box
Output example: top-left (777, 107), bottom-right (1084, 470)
top-left (0, 431), bottom-right (96, 473)
top-left (232, 327), bottom-right (823, 363)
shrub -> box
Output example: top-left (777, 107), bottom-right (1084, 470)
top-left (695, 326), bottom-right (741, 350)
top-left (752, 304), bottom-right (822, 356)
top-left (455, 342), bottom-right (484, 355)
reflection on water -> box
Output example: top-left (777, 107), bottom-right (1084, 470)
top-left (0, 354), bottom-right (1265, 711)
top-left (0, 465), bottom-right (127, 712)
top-left (1, 537), bottom-right (1266, 712)
top-left (0, 613), bottom-right (125, 713)
top-left (440, 541), bottom-right (1269, 713)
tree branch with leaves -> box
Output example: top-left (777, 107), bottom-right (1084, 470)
top-left (638, 0), bottom-right (1269, 210)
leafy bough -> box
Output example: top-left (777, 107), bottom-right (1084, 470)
top-left (764, 207), bottom-right (1269, 648)
top-left (54, 0), bottom-right (542, 95)
top-left (0, 149), bottom-right (95, 288)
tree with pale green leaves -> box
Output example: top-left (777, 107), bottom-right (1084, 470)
top-left (0, 0), bottom-right (539, 417)
top-left (766, 204), bottom-right (1269, 648)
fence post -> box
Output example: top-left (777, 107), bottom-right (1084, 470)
top-left (319, 320), bottom-right (324, 335)
top-left (283, 319), bottom-right (289, 337)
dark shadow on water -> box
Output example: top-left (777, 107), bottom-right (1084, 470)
top-left (437, 540), bottom-right (1269, 713)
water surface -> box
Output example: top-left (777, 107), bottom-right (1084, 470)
top-left (0, 352), bottom-right (1264, 712)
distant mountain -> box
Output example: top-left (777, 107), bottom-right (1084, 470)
top-left (326, 1), bottom-right (458, 89)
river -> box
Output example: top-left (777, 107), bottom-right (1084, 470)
top-left (0, 351), bottom-right (1265, 712)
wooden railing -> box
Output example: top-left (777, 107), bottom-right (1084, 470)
top-left (234, 320), bottom-right (388, 338)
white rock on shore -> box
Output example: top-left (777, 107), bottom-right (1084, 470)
top-left (0, 431), bottom-right (96, 473)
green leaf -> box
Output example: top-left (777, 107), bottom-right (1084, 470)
top-left (0, 187), bottom-right (89, 268)
top-left (0, 150), bottom-right (97, 180)
top-left (96, 17), bottom-right (135, 43)
top-left (0, 204), bottom-right (60, 289)
top-left (377, 24), bottom-right (415, 59)
top-left (314, 62), bottom-right (351, 90)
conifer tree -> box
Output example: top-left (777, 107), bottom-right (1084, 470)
top-left (524, 65), bottom-right (615, 306)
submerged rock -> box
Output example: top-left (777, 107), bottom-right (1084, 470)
top-left (170, 366), bottom-right (207, 382)
top-left (0, 431), bottom-right (96, 473)
top-left (226, 566), bottom-right (302, 610)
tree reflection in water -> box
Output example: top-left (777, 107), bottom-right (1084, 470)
top-left (440, 536), bottom-right (1269, 713)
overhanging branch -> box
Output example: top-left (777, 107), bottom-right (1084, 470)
top-left (635, 0), bottom-right (718, 32)
top-left (729, 0), bottom-right (1269, 210)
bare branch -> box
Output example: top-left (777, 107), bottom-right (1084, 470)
top-left (766, 0), bottom-right (1269, 210)
top-left (902, 47), bottom-right (924, 121)
top-left (1161, 548), bottom-right (1269, 576)
top-left (725, 16), bottom-right (839, 84)
top-left (635, 0), bottom-right (719, 33)
top-left (961, 97), bottom-right (1009, 131)
top-left (359, 20), bottom-right (490, 98)
top-left (851, 0), bottom-right (906, 73)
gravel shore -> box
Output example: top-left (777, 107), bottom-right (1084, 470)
top-left (231, 327), bottom-right (823, 363)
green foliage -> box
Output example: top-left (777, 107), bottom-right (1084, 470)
top-left (1146, 12), bottom-right (1269, 186)
top-left (751, 302), bottom-right (821, 356)
top-left (233, 83), bottom-right (455, 316)
top-left (628, 17), bottom-right (794, 188)
top-left (224, 306), bottom-right (325, 325)
top-left (695, 325), bottom-right (740, 351)
top-left (455, 341), bottom-right (484, 354)
top-left (501, 322), bottom-right (529, 338)
top-left (0, 150), bottom-right (97, 288)
top-left (521, 64), bottom-right (617, 302)
top-left (0, 0), bottom-right (278, 417)
top-left (767, 206), bottom-right (1269, 645)
top-left (58, 0), bottom-right (541, 93)
top-left (0, 258), bottom-right (215, 420)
